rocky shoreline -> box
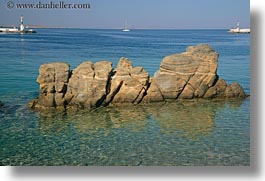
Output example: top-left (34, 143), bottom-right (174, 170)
top-left (29, 44), bottom-right (247, 111)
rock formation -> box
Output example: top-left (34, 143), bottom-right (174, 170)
top-left (29, 44), bottom-right (247, 111)
top-left (154, 44), bottom-right (218, 99)
top-left (33, 62), bottom-right (70, 109)
top-left (106, 57), bottom-right (150, 105)
top-left (64, 61), bottom-right (113, 109)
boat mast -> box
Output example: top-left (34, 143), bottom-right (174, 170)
top-left (125, 20), bottom-right (128, 30)
top-left (122, 20), bottom-right (130, 31)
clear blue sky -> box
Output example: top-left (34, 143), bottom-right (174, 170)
top-left (0, 0), bottom-right (250, 29)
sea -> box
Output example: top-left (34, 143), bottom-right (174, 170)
top-left (0, 29), bottom-right (250, 166)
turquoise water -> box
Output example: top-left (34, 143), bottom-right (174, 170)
top-left (0, 29), bottom-right (250, 165)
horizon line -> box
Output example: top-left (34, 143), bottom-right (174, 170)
top-left (23, 27), bottom-right (233, 30)
top-left (0, 24), bottom-right (239, 30)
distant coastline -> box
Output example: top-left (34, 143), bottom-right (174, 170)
top-left (0, 25), bottom-right (242, 30)
top-left (0, 25), bottom-right (65, 29)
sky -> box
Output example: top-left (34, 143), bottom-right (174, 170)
top-left (0, 0), bottom-right (250, 29)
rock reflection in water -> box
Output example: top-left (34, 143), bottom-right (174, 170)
top-left (146, 100), bottom-right (242, 140)
top-left (38, 105), bottom-right (149, 136)
top-left (38, 99), bottom-right (245, 140)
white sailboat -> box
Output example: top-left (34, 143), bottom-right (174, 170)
top-left (122, 20), bottom-right (130, 32)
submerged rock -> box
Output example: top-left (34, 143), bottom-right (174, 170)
top-left (29, 44), bottom-right (248, 111)
top-left (0, 101), bottom-right (3, 107)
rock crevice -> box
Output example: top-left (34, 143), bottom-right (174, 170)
top-left (29, 44), bottom-right (247, 110)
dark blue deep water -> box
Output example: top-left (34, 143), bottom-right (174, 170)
top-left (0, 29), bottom-right (250, 165)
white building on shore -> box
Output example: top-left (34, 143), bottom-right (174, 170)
top-left (0, 16), bottom-right (36, 33)
top-left (228, 22), bottom-right (250, 34)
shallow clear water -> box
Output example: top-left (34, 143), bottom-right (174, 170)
top-left (0, 29), bottom-right (250, 166)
